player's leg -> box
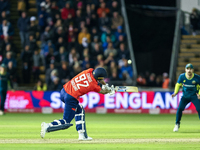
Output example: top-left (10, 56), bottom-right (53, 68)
top-left (173, 97), bottom-right (190, 132)
top-left (191, 96), bottom-right (200, 119)
top-left (41, 88), bottom-right (76, 138)
top-left (75, 104), bottom-right (92, 141)
top-left (47, 90), bottom-right (78, 130)
top-left (0, 90), bottom-right (7, 115)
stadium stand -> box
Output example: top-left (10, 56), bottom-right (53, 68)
top-left (0, 0), bottom-right (20, 87)
top-left (177, 35), bottom-right (200, 80)
top-left (171, 9), bottom-right (200, 85)
top-left (10, 0), bottom-right (133, 91)
top-left (5, 0), bottom-right (173, 90)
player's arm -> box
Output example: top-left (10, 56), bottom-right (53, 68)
top-left (99, 88), bottom-right (110, 94)
top-left (198, 84), bottom-right (200, 95)
top-left (99, 86), bottom-right (115, 95)
top-left (196, 84), bottom-right (200, 99)
top-left (99, 80), bottom-right (106, 85)
top-left (196, 75), bottom-right (200, 99)
top-left (172, 75), bottom-right (182, 98)
top-left (172, 83), bottom-right (182, 98)
top-left (98, 80), bottom-right (115, 95)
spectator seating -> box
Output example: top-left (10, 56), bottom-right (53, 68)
top-left (26, 0), bottom-right (133, 90)
top-left (4, 0), bottom-right (173, 89)
top-left (176, 35), bottom-right (200, 81)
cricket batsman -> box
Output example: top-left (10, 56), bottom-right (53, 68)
top-left (40, 67), bottom-right (115, 140)
top-left (171, 63), bottom-right (200, 132)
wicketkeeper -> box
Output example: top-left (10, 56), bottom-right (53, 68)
top-left (40, 67), bottom-right (115, 140)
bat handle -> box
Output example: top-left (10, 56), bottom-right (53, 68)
top-left (114, 87), bottom-right (126, 92)
top-left (117, 89), bottom-right (126, 92)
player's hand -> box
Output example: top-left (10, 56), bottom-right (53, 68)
top-left (171, 93), bottom-right (177, 98)
top-left (101, 84), bottom-right (111, 93)
top-left (196, 93), bottom-right (200, 99)
top-left (102, 84), bottom-right (112, 91)
top-left (109, 85), bottom-right (115, 96)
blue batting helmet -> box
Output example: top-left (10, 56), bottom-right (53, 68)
top-left (93, 67), bottom-right (107, 80)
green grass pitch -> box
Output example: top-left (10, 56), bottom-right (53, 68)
top-left (0, 113), bottom-right (200, 150)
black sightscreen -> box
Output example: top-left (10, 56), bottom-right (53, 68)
top-left (126, 4), bottom-right (176, 75)
top-left (125, 0), bottom-right (176, 7)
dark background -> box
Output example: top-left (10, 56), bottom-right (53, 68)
top-left (125, 0), bottom-right (176, 7)
top-left (125, 0), bottom-right (176, 75)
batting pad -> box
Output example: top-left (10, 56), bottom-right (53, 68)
top-left (75, 104), bottom-right (88, 138)
top-left (47, 119), bottom-right (73, 132)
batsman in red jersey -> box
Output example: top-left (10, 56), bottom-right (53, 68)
top-left (40, 67), bottom-right (114, 140)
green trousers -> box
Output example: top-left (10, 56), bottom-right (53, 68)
top-left (176, 95), bottom-right (200, 124)
top-left (0, 90), bottom-right (7, 111)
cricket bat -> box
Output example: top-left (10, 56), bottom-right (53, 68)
top-left (114, 86), bottom-right (138, 92)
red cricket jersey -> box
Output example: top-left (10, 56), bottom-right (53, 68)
top-left (63, 68), bottom-right (101, 100)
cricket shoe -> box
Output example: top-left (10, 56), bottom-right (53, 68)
top-left (173, 124), bottom-right (180, 132)
top-left (41, 122), bottom-right (49, 138)
top-left (78, 133), bottom-right (93, 141)
top-left (0, 110), bottom-right (4, 115)
top-left (78, 136), bottom-right (93, 141)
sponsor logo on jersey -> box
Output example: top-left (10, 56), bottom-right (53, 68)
top-left (192, 80), bottom-right (196, 84)
top-left (183, 80), bottom-right (186, 83)
top-left (183, 83), bottom-right (195, 87)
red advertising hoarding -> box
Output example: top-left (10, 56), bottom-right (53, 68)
top-left (4, 91), bottom-right (197, 114)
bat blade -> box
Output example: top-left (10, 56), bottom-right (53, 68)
top-left (115, 86), bottom-right (138, 92)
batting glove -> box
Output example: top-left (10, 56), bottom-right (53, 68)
top-left (109, 85), bottom-right (115, 96)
